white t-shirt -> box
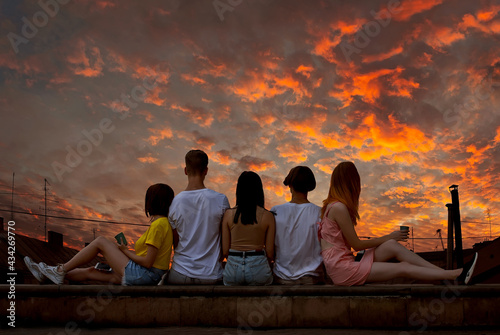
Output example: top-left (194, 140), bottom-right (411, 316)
top-left (271, 202), bottom-right (323, 280)
top-left (169, 188), bottom-right (230, 280)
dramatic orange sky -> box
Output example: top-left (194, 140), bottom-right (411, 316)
top-left (1, 0), bottom-right (499, 253)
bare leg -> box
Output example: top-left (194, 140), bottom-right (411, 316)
top-left (366, 261), bottom-right (462, 283)
top-left (65, 267), bottom-right (122, 284)
top-left (374, 239), bottom-right (442, 270)
top-left (63, 236), bottom-right (129, 277)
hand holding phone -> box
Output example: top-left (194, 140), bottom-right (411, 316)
top-left (94, 262), bottom-right (112, 272)
top-left (115, 232), bottom-right (127, 245)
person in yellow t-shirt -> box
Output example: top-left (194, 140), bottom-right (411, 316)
top-left (24, 184), bottom-right (175, 285)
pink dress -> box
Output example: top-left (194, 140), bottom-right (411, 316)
top-left (318, 202), bottom-right (375, 286)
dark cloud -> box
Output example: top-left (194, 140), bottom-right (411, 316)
top-left (0, 0), bottom-right (498, 250)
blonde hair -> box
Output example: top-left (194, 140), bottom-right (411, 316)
top-left (321, 161), bottom-right (361, 225)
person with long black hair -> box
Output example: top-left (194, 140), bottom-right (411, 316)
top-left (221, 171), bottom-right (275, 285)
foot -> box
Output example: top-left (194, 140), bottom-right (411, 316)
top-left (456, 252), bottom-right (478, 285)
top-left (24, 256), bottom-right (46, 282)
top-left (39, 263), bottom-right (66, 285)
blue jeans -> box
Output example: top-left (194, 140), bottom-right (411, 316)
top-left (223, 251), bottom-right (273, 286)
top-left (122, 260), bottom-right (165, 286)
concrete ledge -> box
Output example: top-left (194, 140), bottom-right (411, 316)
top-left (2, 284), bottom-right (500, 328)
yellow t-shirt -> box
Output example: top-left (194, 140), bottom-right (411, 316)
top-left (134, 217), bottom-right (173, 270)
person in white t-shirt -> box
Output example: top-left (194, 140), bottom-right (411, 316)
top-left (166, 149), bottom-right (230, 285)
top-left (271, 166), bottom-right (324, 285)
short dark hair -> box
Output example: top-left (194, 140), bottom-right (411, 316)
top-left (145, 183), bottom-right (175, 217)
top-left (185, 149), bottom-right (208, 175)
top-left (283, 166), bottom-right (316, 193)
top-left (234, 171), bottom-right (265, 225)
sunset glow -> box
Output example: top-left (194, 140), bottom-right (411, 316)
top-left (1, 0), bottom-right (499, 253)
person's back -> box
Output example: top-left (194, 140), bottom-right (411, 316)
top-left (169, 188), bottom-right (229, 280)
top-left (227, 206), bottom-right (269, 251)
top-left (166, 149), bottom-right (230, 285)
top-left (221, 171), bottom-right (275, 286)
top-left (272, 202), bottom-right (323, 281)
top-left (271, 166), bottom-right (324, 285)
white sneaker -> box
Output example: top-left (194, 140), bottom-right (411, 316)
top-left (464, 252), bottom-right (478, 285)
top-left (157, 271), bottom-right (168, 286)
top-left (24, 256), bottom-right (46, 282)
top-left (39, 263), bottom-right (66, 285)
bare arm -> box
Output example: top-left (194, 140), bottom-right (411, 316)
top-left (119, 244), bottom-right (159, 269)
top-left (328, 202), bottom-right (408, 251)
top-left (221, 210), bottom-right (232, 259)
top-left (264, 211), bottom-right (275, 262)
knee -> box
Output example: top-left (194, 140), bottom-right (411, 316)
top-left (381, 239), bottom-right (398, 251)
top-left (397, 261), bottom-right (411, 277)
top-left (384, 239), bottom-right (398, 246)
top-left (93, 236), bottom-right (107, 246)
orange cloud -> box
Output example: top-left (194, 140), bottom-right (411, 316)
top-left (239, 156), bottom-right (275, 172)
top-left (171, 104), bottom-right (214, 127)
top-left (459, 13), bottom-right (500, 34)
top-left (392, 0), bottom-right (444, 22)
top-left (138, 155), bottom-right (158, 164)
top-left (181, 73), bottom-right (207, 85)
top-left (211, 150), bottom-right (236, 166)
top-left (424, 24), bottom-right (465, 48)
top-left (308, 18), bottom-right (366, 63)
top-left (295, 65), bottom-right (314, 78)
top-left (138, 110), bottom-right (154, 122)
top-left (252, 112), bottom-right (277, 126)
top-left (363, 46), bottom-right (404, 63)
top-left (147, 127), bottom-right (173, 146)
top-left (353, 114), bottom-right (434, 161)
top-left (476, 5), bottom-right (500, 22)
top-left (331, 67), bottom-right (420, 107)
top-left (67, 40), bottom-right (104, 77)
top-left (277, 142), bottom-right (309, 163)
top-left (194, 136), bottom-right (215, 150)
top-left (144, 86), bottom-right (167, 106)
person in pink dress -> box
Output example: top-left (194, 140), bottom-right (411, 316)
top-left (319, 161), bottom-right (478, 286)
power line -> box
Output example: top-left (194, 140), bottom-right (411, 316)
top-left (0, 208), bottom-right (147, 227)
top-left (462, 220), bottom-right (499, 225)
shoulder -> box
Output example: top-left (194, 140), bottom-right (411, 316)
top-left (270, 203), bottom-right (286, 212)
top-left (206, 189), bottom-right (229, 201)
top-left (327, 202), bottom-right (349, 218)
top-left (171, 191), bottom-right (187, 204)
top-left (150, 217), bottom-right (171, 230)
top-left (223, 207), bottom-right (236, 219)
top-left (259, 207), bottom-right (275, 222)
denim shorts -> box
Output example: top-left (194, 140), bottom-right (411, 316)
top-left (122, 260), bottom-right (165, 286)
top-left (166, 268), bottom-right (220, 285)
top-left (223, 250), bottom-right (273, 286)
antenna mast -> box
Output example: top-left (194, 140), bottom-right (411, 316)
top-left (10, 173), bottom-right (15, 221)
top-left (44, 178), bottom-right (50, 242)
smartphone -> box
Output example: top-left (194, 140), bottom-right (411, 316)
top-left (115, 232), bottom-right (127, 245)
top-left (94, 262), bottom-right (112, 272)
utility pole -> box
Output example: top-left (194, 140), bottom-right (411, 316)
top-left (10, 173), bottom-right (15, 221)
top-left (44, 178), bottom-right (50, 242)
top-left (449, 185), bottom-right (463, 268)
top-left (446, 203), bottom-right (454, 270)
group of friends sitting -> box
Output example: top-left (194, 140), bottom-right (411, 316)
top-left (25, 150), bottom-right (478, 286)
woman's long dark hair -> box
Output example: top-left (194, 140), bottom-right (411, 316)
top-left (234, 171), bottom-right (265, 225)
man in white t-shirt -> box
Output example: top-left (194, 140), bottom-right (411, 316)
top-left (166, 149), bottom-right (230, 284)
